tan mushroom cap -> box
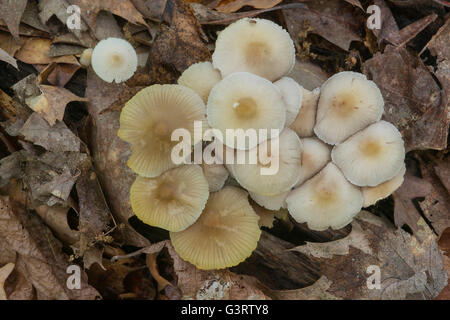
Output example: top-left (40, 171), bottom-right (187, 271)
top-left (249, 190), bottom-right (288, 211)
top-left (170, 186), bottom-right (261, 270)
top-left (274, 77), bottom-right (303, 126)
top-left (130, 165), bottom-right (209, 232)
top-left (178, 61), bottom-right (222, 103)
top-left (332, 120), bottom-right (405, 187)
top-left (295, 137), bottom-right (331, 187)
top-left (362, 164), bottom-right (406, 207)
top-left (118, 84), bottom-right (206, 177)
top-left (212, 18), bottom-right (295, 81)
top-left (79, 48), bottom-right (93, 68)
top-left (314, 71), bottom-right (384, 145)
top-left (207, 72), bottom-right (286, 150)
top-left (290, 87), bottom-right (320, 137)
top-left (286, 163), bottom-right (363, 231)
top-left (91, 37), bottom-right (138, 83)
top-left (201, 163), bottom-right (229, 192)
top-left (231, 128), bottom-right (302, 195)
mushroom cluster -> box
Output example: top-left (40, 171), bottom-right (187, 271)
top-left (118, 18), bottom-right (406, 270)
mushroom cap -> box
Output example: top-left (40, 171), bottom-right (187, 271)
top-left (79, 48), bottom-right (93, 68)
top-left (130, 165), bottom-right (209, 232)
top-left (294, 137), bottom-right (331, 187)
top-left (118, 84), bottom-right (206, 177)
top-left (201, 163), bottom-right (229, 192)
top-left (362, 164), bottom-right (406, 207)
top-left (212, 18), bottom-right (295, 81)
top-left (314, 71), bottom-right (384, 144)
top-left (249, 190), bottom-right (289, 211)
top-left (170, 186), bottom-right (261, 270)
top-left (231, 128), bottom-right (303, 195)
top-left (286, 163), bottom-right (363, 231)
top-left (274, 77), bottom-right (303, 126)
top-left (332, 120), bottom-right (405, 187)
top-left (178, 61), bottom-right (222, 103)
top-left (290, 87), bottom-right (320, 137)
top-left (207, 72), bottom-right (286, 150)
top-left (91, 37), bottom-right (138, 83)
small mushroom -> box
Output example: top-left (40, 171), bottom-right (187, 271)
top-left (286, 163), bottom-right (363, 231)
top-left (314, 71), bottom-right (384, 144)
top-left (212, 18), bottom-right (295, 81)
top-left (170, 186), bottom-right (261, 270)
top-left (79, 48), bottom-right (93, 68)
top-left (231, 128), bottom-right (302, 195)
top-left (331, 120), bottom-right (405, 187)
top-left (207, 72), bottom-right (286, 150)
top-left (249, 190), bottom-right (288, 211)
top-left (274, 77), bottom-right (303, 126)
top-left (130, 165), bottom-right (209, 232)
top-left (201, 163), bottom-right (229, 192)
top-left (290, 87), bottom-right (320, 137)
top-left (118, 84), bottom-right (206, 177)
top-left (91, 37), bottom-right (138, 83)
top-left (178, 61), bottom-right (222, 103)
top-left (295, 137), bottom-right (331, 187)
top-left (362, 164), bottom-right (406, 207)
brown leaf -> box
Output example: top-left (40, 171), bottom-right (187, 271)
top-left (66, 0), bottom-right (147, 31)
top-left (0, 31), bottom-right (22, 56)
top-left (214, 0), bottom-right (282, 13)
top-left (290, 211), bottom-right (447, 299)
top-left (371, 0), bottom-right (399, 45)
top-left (363, 45), bottom-right (448, 151)
top-left (0, 47), bottom-right (17, 69)
top-left (19, 112), bottom-right (81, 152)
top-left (287, 59), bottom-right (328, 91)
top-left (38, 0), bottom-right (88, 34)
top-left (82, 246), bottom-right (105, 270)
top-left (0, 262), bottom-right (14, 300)
top-left (146, 253), bottom-right (172, 292)
top-left (283, 0), bottom-right (362, 51)
top-left (15, 38), bottom-right (79, 65)
top-left (385, 13), bottom-right (437, 47)
top-left (0, 193), bottom-right (100, 299)
top-left (0, 0), bottom-right (27, 40)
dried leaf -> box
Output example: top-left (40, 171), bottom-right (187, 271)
top-left (288, 59), bottom-right (328, 91)
top-left (83, 246), bottom-right (105, 270)
top-left (371, 0), bottom-right (399, 45)
top-left (214, 0), bottom-right (282, 13)
top-left (385, 13), bottom-right (437, 47)
top-left (146, 253), bottom-right (172, 292)
top-left (290, 211), bottom-right (447, 299)
top-left (0, 0), bottom-right (27, 40)
top-left (0, 262), bottom-right (14, 300)
top-left (0, 47), bottom-right (17, 69)
top-left (19, 112), bottom-right (81, 152)
top-left (363, 45), bottom-right (448, 151)
top-left (38, 0), bottom-right (88, 35)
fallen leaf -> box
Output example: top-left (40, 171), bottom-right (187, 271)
top-left (146, 253), bottom-right (172, 292)
top-left (290, 211), bottom-right (447, 299)
top-left (371, 0), bottom-right (399, 45)
top-left (385, 13), bottom-right (437, 47)
top-left (15, 38), bottom-right (80, 65)
top-left (363, 45), bottom-right (448, 151)
top-left (82, 246), bottom-right (105, 270)
top-left (21, 0), bottom-right (49, 33)
top-left (0, 262), bottom-right (14, 300)
top-left (19, 112), bottom-right (81, 152)
top-left (287, 59), bottom-right (328, 91)
top-left (0, 47), bottom-right (17, 69)
top-left (0, 0), bottom-right (27, 40)
top-left (214, 0), bottom-right (282, 13)
top-left (38, 0), bottom-right (88, 36)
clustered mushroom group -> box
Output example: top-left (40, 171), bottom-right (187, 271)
top-left (113, 18), bottom-right (406, 270)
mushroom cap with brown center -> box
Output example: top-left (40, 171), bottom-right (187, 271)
top-left (314, 71), bottom-right (384, 145)
top-left (118, 84), bottom-right (207, 177)
top-left (331, 120), bottom-right (405, 187)
top-left (286, 163), bottom-right (363, 231)
top-left (91, 37), bottom-right (138, 83)
top-left (207, 72), bottom-right (286, 150)
top-left (170, 186), bottom-right (261, 270)
top-left (178, 61), bottom-right (222, 103)
top-left (130, 165), bottom-right (209, 232)
top-left (212, 18), bottom-right (295, 81)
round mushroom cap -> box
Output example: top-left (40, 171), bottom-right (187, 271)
top-left (249, 190), bottom-right (289, 211)
top-left (178, 61), bottom-right (222, 103)
top-left (314, 71), bottom-right (384, 144)
top-left (332, 120), bottom-right (405, 187)
top-left (212, 18), bottom-right (295, 81)
top-left (118, 84), bottom-right (206, 177)
top-left (290, 87), bottom-right (320, 137)
top-left (207, 72), bottom-right (286, 150)
top-left (170, 186), bottom-right (261, 270)
top-left (231, 128), bottom-right (302, 195)
top-left (201, 163), bottom-right (229, 192)
top-left (286, 163), bottom-right (363, 231)
top-left (294, 137), bottom-right (331, 187)
top-left (362, 164), bottom-right (406, 207)
top-left (274, 77), bottom-right (303, 126)
top-left (91, 37), bottom-right (138, 83)
top-left (130, 165), bottom-right (209, 232)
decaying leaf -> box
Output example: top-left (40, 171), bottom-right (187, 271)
top-left (288, 59), bottom-right (328, 90)
top-left (290, 211), bottom-right (447, 299)
top-left (15, 38), bottom-right (79, 65)
top-left (0, 262), bottom-right (14, 300)
top-left (0, 0), bottom-right (27, 40)
top-left (214, 0), bottom-right (282, 13)
top-left (0, 47), bottom-right (17, 69)
top-left (364, 45), bottom-right (448, 151)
